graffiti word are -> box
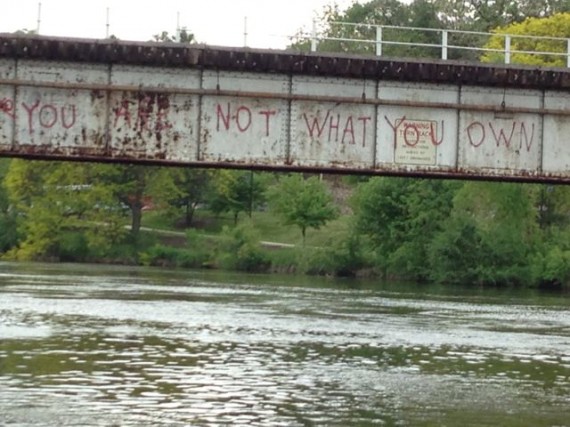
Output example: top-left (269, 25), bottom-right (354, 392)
top-left (466, 121), bottom-right (535, 152)
top-left (114, 93), bottom-right (172, 132)
top-left (216, 103), bottom-right (277, 136)
top-left (303, 110), bottom-right (372, 147)
top-left (0, 98), bottom-right (77, 134)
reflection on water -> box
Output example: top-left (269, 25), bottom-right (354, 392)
top-left (1, 262), bottom-right (569, 426)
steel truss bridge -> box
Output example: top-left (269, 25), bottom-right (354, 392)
top-left (1, 34), bottom-right (570, 182)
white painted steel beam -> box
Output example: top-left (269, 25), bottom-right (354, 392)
top-left (1, 41), bottom-right (570, 183)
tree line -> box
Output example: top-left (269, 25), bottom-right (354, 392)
top-left (1, 158), bottom-right (570, 287)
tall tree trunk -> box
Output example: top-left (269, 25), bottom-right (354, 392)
top-left (185, 202), bottom-right (196, 227)
top-left (130, 202), bottom-right (143, 237)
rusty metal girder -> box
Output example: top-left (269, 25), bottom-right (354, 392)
top-left (1, 33), bottom-right (570, 90)
top-left (1, 34), bottom-right (570, 183)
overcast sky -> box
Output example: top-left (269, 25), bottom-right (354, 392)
top-left (1, 0), bottom-right (356, 49)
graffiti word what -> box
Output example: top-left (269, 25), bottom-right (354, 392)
top-left (216, 103), bottom-right (277, 136)
top-left (303, 110), bottom-right (372, 147)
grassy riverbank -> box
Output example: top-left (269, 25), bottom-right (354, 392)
top-left (137, 209), bottom-right (360, 277)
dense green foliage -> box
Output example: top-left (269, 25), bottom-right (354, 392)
top-left (482, 13), bottom-right (570, 66)
top-left (268, 175), bottom-right (338, 244)
top-left (208, 170), bottom-right (267, 225)
top-left (1, 156), bottom-right (569, 287)
top-left (295, 0), bottom-right (570, 61)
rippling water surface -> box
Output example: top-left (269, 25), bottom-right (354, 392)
top-left (1, 262), bottom-right (569, 426)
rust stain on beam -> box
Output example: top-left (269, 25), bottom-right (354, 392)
top-left (1, 33), bottom-right (570, 89)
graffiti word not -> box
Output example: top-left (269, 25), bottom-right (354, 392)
top-left (216, 103), bottom-right (277, 136)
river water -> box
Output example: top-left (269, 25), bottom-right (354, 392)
top-left (0, 262), bottom-right (569, 426)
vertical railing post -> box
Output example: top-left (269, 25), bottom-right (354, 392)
top-left (310, 19), bottom-right (318, 52)
top-left (505, 35), bottom-right (511, 64)
top-left (243, 16), bottom-right (248, 47)
top-left (567, 39), bottom-right (570, 68)
top-left (442, 30), bottom-right (448, 60)
top-left (376, 25), bottom-right (383, 56)
top-left (36, 2), bottom-right (42, 34)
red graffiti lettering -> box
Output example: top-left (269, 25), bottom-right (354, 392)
top-left (155, 107), bottom-right (172, 131)
top-left (329, 114), bottom-right (340, 142)
top-left (216, 103), bottom-right (274, 136)
top-left (520, 122), bottom-right (535, 152)
top-left (466, 121), bottom-right (486, 148)
top-left (386, 115), bottom-right (444, 148)
top-left (2, 98), bottom-right (76, 134)
top-left (430, 122), bottom-right (444, 146)
top-left (61, 105), bottom-right (76, 129)
top-left (342, 116), bottom-right (355, 145)
top-left (385, 115), bottom-right (406, 148)
top-left (466, 121), bottom-right (535, 151)
top-left (358, 117), bottom-right (371, 147)
top-left (489, 122), bottom-right (517, 148)
top-left (114, 100), bottom-right (132, 128)
top-left (403, 124), bottom-right (420, 147)
top-left (113, 94), bottom-right (171, 132)
top-left (304, 111), bottom-right (371, 147)
top-left (303, 111), bottom-right (330, 139)
top-left (136, 94), bottom-right (152, 131)
top-left (0, 98), bottom-right (15, 119)
top-left (22, 100), bottom-right (40, 134)
top-left (217, 103), bottom-right (231, 131)
top-left (236, 106), bottom-right (252, 132)
top-left (259, 110), bottom-right (276, 137)
top-left (39, 105), bottom-right (58, 128)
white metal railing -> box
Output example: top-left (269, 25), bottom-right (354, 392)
top-left (295, 21), bottom-right (570, 68)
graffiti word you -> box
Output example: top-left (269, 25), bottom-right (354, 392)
top-left (466, 121), bottom-right (535, 152)
top-left (385, 115), bottom-right (444, 148)
top-left (0, 98), bottom-right (77, 134)
top-left (303, 111), bottom-right (372, 147)
top-left (216, 103), bottom-right (276, 136)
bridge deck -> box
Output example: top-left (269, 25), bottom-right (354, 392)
top-left (1, 34), bottom-right (570, 183)
top-left (1, 34), bottom-right (569, 89)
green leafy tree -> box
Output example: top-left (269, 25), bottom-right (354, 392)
top-left (94, 164), bottom-right (159, 238)
top-left (209, 170), bottom-right (266, 225)
top-left (269, 175), bottom-right (338, 245)
top-left (150, 168), bottom-right (211, 227)
top-left (153, 28), bottom-right (195, 43)
top-left (3, 160), bottom-right (128, 260)
top-left (294, 0), bottom-right (443, 58)
top-left (0, 159), bottom-right (18, 253)
top-left (433, 0), bottom-right (570, 32)
top-left (482, 12), bottom-right (570, 66)
top-left (429, 182), bottom-right (538, 285)
top-left (353, 177), bottom-right (457, 279)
